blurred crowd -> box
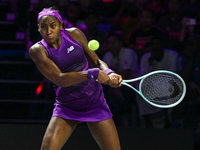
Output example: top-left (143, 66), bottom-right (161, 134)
top-left (13, 0), bottom-right (200, 132)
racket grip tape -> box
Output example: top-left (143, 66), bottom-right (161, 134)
top-left (87, 68), bottom-right (100, 79)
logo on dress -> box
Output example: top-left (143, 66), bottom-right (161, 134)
top-left (67, 46), bottom-right (74, 53)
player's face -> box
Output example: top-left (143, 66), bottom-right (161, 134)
top-left (38, 15), bottom-right (62, 45)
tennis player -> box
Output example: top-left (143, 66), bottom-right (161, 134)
top-left (29, 7), bottom-right (122, 150)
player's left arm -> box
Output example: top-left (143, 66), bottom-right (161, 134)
top-left (66, 28), bottom-right (122, 87)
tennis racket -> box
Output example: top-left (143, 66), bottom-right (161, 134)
top-left (121, 70), bottom-right (186, 108)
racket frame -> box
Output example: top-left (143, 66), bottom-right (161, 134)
top-left (121, 70), bottom-right (186, 108)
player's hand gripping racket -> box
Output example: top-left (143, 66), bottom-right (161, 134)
top-left (121, 70), bottom-right (186, 108)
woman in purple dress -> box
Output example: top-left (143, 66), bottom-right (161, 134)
top-left (29, 7), bottom-right (122, 150)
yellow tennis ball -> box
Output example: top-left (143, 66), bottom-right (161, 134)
top-left (88, 40), bottom-right (100, 51)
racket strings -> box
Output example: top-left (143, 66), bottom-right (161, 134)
top-left (141, 73), bottom-right (184, 105)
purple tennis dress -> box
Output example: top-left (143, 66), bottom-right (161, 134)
top-left (38, 29), bottom-right (112, 122)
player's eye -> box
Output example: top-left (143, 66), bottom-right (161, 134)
top-left (51, 24), bottom-right (56, 28)
top-left (41, 25), bottom-right (46, 29)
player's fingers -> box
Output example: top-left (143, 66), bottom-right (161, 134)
top-left (118, 76), bottom-right (123, 83)
top-left (106, 76), bottom-right (111, 84)
top-left (102, 77), bottom-right (110, 85)
top-left (97, 70), bottom-right (110, 84)
top-left (111, 76), bottom-right (119, 88)
top-left (114, 76), bottom-right (122, 85)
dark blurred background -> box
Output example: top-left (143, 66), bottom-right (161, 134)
top-left (1, 0), bottom-right (200, 149)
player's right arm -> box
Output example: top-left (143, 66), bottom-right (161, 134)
top-left (29, 43), bottom-right (88, 87)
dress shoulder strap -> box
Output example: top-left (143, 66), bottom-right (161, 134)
top-left (61, 29), bottom-right (82, 49)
